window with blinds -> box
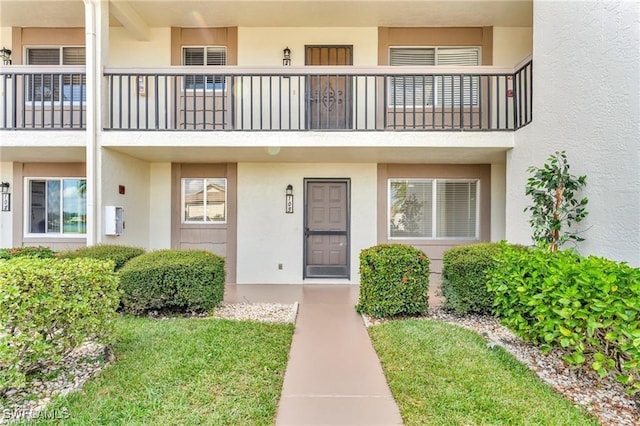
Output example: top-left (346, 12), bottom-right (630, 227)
top-left (26, 47), bottom-right (86, 102)
top-left (183, 46), bottom-right (227, 90)
top-left (389, 47), bottom-right (480, 107)
top-left (389, 179), bottom-right (478, 239)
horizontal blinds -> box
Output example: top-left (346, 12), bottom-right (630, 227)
top-left (27, 48), bottom-right (60, 65)
top-left (183, 47), bottom-right (227, 88)
top-left (389, 47), bottom-right (480, 106)
top-left (27, 47), bottom-right (85, 65)
top-left (206, 47), bottom-right (226, 66)
top-left (390, 48), bottom-right (435, 66)
top-left (390, 48), bottom-right (435, 106)
top-left (62, 47), bottom-right (86, 65)
top-left (437, 48), bottom-right (480, 106)
top-left (183, 48), bottom-right (205, 66)
top-left (435, 181), bottom-right (477, 238)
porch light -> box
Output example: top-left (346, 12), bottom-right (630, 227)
top-left (283, 47), bottom-right (291, 66)
top-left (0, 47), bottom-right (11, 65)
top-left (1, 182), bottom-right (10, 212)
top-left (285, 184), bottom-right (294, 214)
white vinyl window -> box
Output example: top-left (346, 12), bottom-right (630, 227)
top-left (183, 46), bottom-right (227, 90)
top-left (389, 47), bottom-right (480, 107)
top-left (182, 178), bottom-right (227, 223)
top-left (389, 179), bottom-right (478, 239)
top-left (26, 46), bottom-right (86, 102)
top-left (26, 178), bottom-right (87, 235)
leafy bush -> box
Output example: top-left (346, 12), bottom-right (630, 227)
top-left (0, 246), bottom-right (55, 260)
top-left (60, 244), bottom-right (145, 271)
top-left (0, 258), bottom-right (119, 393)
top-left (442, 243), bottom-right (505, 315)
top-left (356, 244), bottom-right (430, 318)
top-left (487, 244), bottom-right (640, 393)
top-left (442, 243), bottom-right (528, 315)
top-left (119, 250), bottom-right (225, 314)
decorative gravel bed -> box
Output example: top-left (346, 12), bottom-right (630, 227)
top-left (0, 341), bottom-right (111, 424)
top-left (0, 303), bottom-right (297, 423)
top-left (364, 307), bottom-right (640, 426)
top-left (211, 302), bottom-right (299, 324)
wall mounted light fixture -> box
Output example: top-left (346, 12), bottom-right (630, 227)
top-left (282, 47), bottom-right (291, 67)
top-left (285, 184), bottom-right (294, 214)
top-left (0, 47), bottom-right (11, 65)
top-left (1, 182), bottom-right (11, 212)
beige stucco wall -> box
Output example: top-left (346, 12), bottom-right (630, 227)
top-left (492, 27), bottom-right (532, 66)
top-left (490, 162), bottom-right (506, 241)
top-left (149, 162), bottom-right (172, 250)
top-left (238, 27), bottom-right (379, 66)
top-left (100, 149), bottom-right (150, 247)
top-left (236, 162), bottom-right (377, 284)
top-left (0, 27), bottom-right (11, 54)
top-left (0, 162), bottom-right (13, 248)
top-left (109, 27), bottom-right (171, 66)
top-left (508, 0), bottom-right (640, 266)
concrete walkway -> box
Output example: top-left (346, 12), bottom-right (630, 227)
top-left (225, 284), bottom-right (403, 425)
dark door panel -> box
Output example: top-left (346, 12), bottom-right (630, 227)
top-left (305, 46), bottom-right (353, 130)
top-left (304, 179), bottom-right (350, 279)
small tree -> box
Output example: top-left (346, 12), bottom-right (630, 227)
top-left (524, 151), bottom-right (588, 251)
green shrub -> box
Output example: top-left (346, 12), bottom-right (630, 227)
top-left (487, 244), bottom-right (640, 393)
top-left (0, 246), bottom-right (55, 260)
top-left (60, 244), bottom-right (145, 271)
top-left (356, 244), bottom-right (430, 318)
top-left (0, 258), bottom-right (119, 393)
top-left (119, 250), bottom-right (225, 314)
top-left (442, 243), bottom-right (526, 315)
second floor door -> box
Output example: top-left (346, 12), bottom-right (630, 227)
top-left (305, 45), bottom-right (353, 130)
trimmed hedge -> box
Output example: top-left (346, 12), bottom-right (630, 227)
top-left (60, 244), bottom-right (145, 271)
top-left (0, 258), bottom-right (119, 393)
top-left (487, 244), bottom-right (640, 393)
top-left (119, 250), bottom-right (225, 314)
top-left (442, 243), bottom-right (526, 315)
top-left (356, 244), bottom-right (430, 318)
top-left (0, 246), bottom-right (55, 260)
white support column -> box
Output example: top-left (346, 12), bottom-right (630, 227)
top-left (84, 0), bottom-right (108, 246)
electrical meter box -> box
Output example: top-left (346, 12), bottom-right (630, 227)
top-left (104, 206), bottom-right (124, 236)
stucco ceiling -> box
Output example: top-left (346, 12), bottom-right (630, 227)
top-left (0, 0), bottom-right (532, 28)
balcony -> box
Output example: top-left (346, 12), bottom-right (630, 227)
top-left (0, 66), bottom-right (86, 130)
top-left (1, 60), bottom-right (531, 132)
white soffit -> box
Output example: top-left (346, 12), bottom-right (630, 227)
top-left (0, 0), bottom-right (532, 28)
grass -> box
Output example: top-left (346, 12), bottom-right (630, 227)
top-left (21, 316), bottom-right (294, 426)
top-left (368, 319), bottom-right (599, 426)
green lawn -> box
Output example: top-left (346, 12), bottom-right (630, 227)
top-left (369, 319), bottom-right (599, 426)
top-left (23, 316), bottom-right (294, 426)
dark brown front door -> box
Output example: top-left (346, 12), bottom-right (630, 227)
top-left (305, 46), bottom-right (353, 129)
top-left (304, 179), bottom-right (350, 279)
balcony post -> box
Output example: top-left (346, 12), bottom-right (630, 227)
top-left (84, 0), bottom-right (108, 246)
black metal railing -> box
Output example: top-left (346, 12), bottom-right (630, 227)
top-left (0, 67), bottom-right (86, 130)
top-left (0, 60), bottom-right (532, 132)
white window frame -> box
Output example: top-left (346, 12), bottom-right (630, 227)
top-left (24, 46), bottom-right (86, 104)
top-left (24, 177), bottom-right (87, 238)
top-left (181, 178), bottom-right (228, 224)
top-left (388, 46), bottom-right (481, 108)
top-left (182, 46), bottom-right (228, 92)
top-left (388, 178), bottom-right (480, 240)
